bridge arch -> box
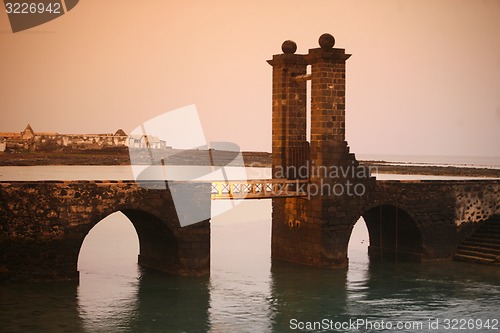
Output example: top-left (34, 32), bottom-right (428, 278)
top-left (354, 203), bottom-right (424, 261)
top-left (78, 205), bottom-right (182, 275)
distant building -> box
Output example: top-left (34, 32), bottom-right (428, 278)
top-left (128, 134), bottom-right (167, 149)
top-left (0, 125), bottom-right (30, 150)
top-left (114, 129), bottom-right (127, 137)
top-left (0, 137), bottom-right (5, 152)
top-left (0, 131), bottom-right (21, 140)
top-left (0, 125), bottom-right (171, 151)
top-left (21, 124), bottom-right (35, 140)
top-left (0, 125), bottom-right (121, 151)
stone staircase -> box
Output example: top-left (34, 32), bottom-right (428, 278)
top-left (454, 215), bottom-right (500, 266)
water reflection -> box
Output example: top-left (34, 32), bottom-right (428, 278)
top-left (359, 260), bottom-right (500, 322)
top-left (77, 212), bottom-right (141, 332)
top-left (0, 281), bottom-right (82, 333)
top-left (77, 267), bottom-right (140, 332)
top-left (208, 201), bottom-right (273, 332)
top-left (268, 255), bottom-right (500, 332)
top-left (346, 218), bottom-right (371, 310)
top-left (77, 212), bottom-right (211, 332)
top-left (270, 261), bottom-right (349, 330)
top-left (79, 267), bottom-right (211, 332)
top-left (267, 218), bottom-right (369, 331)
top-left (131, 272), bottom-right (210, 332)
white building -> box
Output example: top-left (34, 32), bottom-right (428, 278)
top-left (128, 135), bottom-right (166, 149)
top-left (0, 138), bottom-right (6, 152)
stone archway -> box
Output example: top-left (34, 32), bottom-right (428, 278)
top-left (361, 204), bottom-right (423, 261)
top-left (78, 208), bottom-right (181, 276)
top-left (122, 209), bottom-right (180, 273)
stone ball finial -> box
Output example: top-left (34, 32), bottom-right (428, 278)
top-left (281, 40), bottom-right (297, 54)
top-left (319, 33), bottom-right (335, 49)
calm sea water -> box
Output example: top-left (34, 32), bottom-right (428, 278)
top-left (1, 162), bottom-right (499, 332)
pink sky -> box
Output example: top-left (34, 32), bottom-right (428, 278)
top-left (1, 0), bottom-right (499, 156)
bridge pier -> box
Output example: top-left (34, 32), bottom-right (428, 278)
top-left (269, 34), bottom-right (375, 268)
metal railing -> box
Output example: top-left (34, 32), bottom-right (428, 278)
top-left (211, 179), bottom-right (308, 200)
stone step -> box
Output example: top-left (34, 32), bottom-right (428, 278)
top-left (469, 236), bottom-right (500, 245)
top-left (453, 254), bottom-right (495, 265)
top-left (463, 241), bottom-right (500, 251)
top-left (458, 245), bottom-right (500, 256)
top-left (455, 249), bottom-right (498, 260)
top-left (478, 222), bottom-right (500, 229)
top-left (477, 227), bottom-right (500, 234)
top-left (455, 216), bottom-right (500, 266)
top-left (478, 225), bottom-right (500, 230)
top-left (474, 231), bottom-right (500, 239)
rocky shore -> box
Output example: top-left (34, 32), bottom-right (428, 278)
top-left (0, 149), bottom-right (270, 167)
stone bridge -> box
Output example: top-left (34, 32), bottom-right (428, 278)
top-left (0, 180), bottom-right (211, 281)
top-left (272, 179), bottom-right (500, 268)
top-left (1, 33), bottom-right (499, 281)
top-left (0, 177), bottom-right (498, 281)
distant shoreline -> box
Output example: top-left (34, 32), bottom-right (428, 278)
top-left (1, 149), bottom-right (499, 178)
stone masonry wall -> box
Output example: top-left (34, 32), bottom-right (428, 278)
top-left (32, 134), bottom-right (128, 151)
top-left (267, 42), bottom-right (308, 180)
top-left (367, 180), bottom-right (500, 259)
top-left (0, 180), bottom-right (211, 281)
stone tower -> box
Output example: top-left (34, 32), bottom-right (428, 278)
top-left (268, 34), bottom-right (375, 268)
